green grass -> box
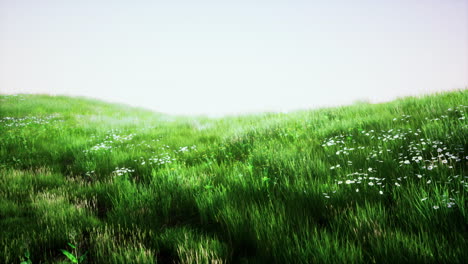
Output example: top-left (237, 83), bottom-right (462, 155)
top-left (0, 90), bottom-right (467, 263)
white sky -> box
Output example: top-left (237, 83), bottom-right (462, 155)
top-left (1, 0), bottom-right (467, 116)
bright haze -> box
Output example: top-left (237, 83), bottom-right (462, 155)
top-left (1, 0), bottom-right (467, 116)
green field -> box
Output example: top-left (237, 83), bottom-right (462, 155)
top-left (1, 91), bottom-right (467, 263)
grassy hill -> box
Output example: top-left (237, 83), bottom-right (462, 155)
top-left (0, 91), bottom-right (467, 263)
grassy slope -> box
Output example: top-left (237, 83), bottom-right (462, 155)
top-left (0, 91), bottom-right (467, 263)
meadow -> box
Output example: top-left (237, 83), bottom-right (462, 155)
top-left (0, 90), bottom-right (467, 263)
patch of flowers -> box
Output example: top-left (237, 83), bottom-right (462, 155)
top-left (392, 114), bottom-right (411, 122)
top-left (421, 195), bottom-right (459, 209)
top-left (175, 145), bottom-right (197, 153)
top-left (135, 145), bottom-right (197, 166)
top-left (112, 167), bottom-right (135, 176)
top-left (322, 106), bottom-right (467, 204)
top-left (83, 131), bottom-right (136, 153)
top-left (0, 114), bottom-right (62, 127)
top-left (148, 153), bottom-right (175, 165)
top-left (397, 137), bottom-right (464, 171)
top-left (322, 134), bottom-right (354, 147)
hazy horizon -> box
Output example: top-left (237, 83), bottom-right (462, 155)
top-left (1, 0), bottom-right (467, 116)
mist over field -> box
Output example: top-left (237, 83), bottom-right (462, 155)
top-left (1, 0), bottom-right (467, 115)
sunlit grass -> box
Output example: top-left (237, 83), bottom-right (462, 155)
top-left (0, 90), bottom-right (467, 263)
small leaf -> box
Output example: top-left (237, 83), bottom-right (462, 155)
top-left (67, 242), bottom-right (76, 249)
top-left (61, 249), bottom-right (78, 263)
top-left (262, 176), bottom-right (270, 183)
top-left (79, 251), bottom-right (88, 262)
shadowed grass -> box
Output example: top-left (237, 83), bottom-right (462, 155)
top-left (0, 90), bottom-right (467, 263)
